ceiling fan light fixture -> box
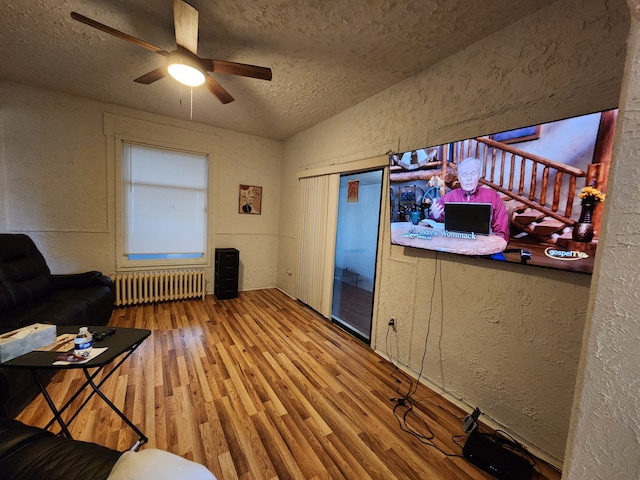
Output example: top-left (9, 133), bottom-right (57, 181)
top-left (71, 1), bottom-right (271, 105)
top-left (167, 52), bottom-right (205, 87)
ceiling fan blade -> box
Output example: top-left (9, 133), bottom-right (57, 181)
top-left (201, 59), bottom-right (272, 81)
top-left (205, 75), bottom-right (234, 104)
top-left (173, 0), bottom-right (199, 55)
top-left (134, 67), bottom-right (168, 84)
top-left (71, 12), bottom-right (168, 56)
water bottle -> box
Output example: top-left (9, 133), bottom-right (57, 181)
top-left (74, 327), bottom-right (93, 357)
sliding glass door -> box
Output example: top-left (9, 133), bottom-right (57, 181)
top-left (331, 170), bottom-right (383, 343)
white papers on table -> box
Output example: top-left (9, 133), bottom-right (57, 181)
top-left (53, 347), bottom-right (108, 365)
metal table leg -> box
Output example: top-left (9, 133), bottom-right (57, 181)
top-left (38, 340), bottom-right (148, 450)
top-left (82, 367), bottom-right (148, 450)
top-left (30, 369), bottom-right (72, 438)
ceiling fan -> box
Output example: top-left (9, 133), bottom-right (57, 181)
top-left (71, 0), bottom-right (272, 104)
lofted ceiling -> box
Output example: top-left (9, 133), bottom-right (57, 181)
top-left (0, 0), bottom-right (557, 141)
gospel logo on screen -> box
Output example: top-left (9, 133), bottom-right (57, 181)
top-left (544, 248), bottom-right (589, 261)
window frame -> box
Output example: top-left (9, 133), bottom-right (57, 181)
top-left (112, 133), bottom-right (215, 271)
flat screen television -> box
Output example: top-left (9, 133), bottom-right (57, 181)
top-left (389, 108), bottom-right (618, 274)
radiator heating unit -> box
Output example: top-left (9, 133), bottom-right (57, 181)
top-left (112, 269), bottom-right (206, 306)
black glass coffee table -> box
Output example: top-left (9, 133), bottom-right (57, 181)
top-left (1, 325), bottom-right (151, 451)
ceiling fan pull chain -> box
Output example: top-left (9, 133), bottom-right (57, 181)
top-left (190, 88), bottom-right (194, 120)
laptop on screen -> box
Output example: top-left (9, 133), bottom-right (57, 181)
top-left (444, 202), bottom-right (492, 235)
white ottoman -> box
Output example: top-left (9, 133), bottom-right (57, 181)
top-left (107, 448), bottom-right (217, 480)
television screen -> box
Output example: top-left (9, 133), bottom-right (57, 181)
top-left (389, 108), bottom-right (618, 274)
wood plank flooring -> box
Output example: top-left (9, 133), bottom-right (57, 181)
top-left (17, 289), bottom-right (561, 480)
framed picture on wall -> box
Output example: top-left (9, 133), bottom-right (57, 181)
top-left (239, 185), bottom-right (262, 215)
top-left (347, 180), bottom-right (359, 203)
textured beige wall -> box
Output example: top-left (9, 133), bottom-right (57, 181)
top-left (279, 0), bottom-right (628, 464)
top-left (563, 1), bottom-right (640, 478)
top-left (0, 81), bottom-right (282, 292)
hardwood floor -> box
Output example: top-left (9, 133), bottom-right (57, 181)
top-left (17, 289), bottom-right (561, 480)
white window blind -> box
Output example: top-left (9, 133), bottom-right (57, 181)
top-left (122, 142), bottom-right (208, 259)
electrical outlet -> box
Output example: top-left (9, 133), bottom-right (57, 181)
top-left (388, 318), bottom-right (397, 331)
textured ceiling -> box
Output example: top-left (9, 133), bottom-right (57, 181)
top-left (0, 0), bottom-right (556, 140)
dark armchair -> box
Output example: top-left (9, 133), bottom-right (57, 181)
top-left (0, 233), bottom-right (115, 417)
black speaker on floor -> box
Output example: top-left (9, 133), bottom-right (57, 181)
top-left (463, 430), bottom-right (533, 480)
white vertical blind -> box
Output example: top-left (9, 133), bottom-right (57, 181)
top-left (296, 174), bottom-right (339, 317)
top-left (122, 142), bottom-right (208, 256)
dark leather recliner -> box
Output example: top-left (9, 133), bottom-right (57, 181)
top-left (0, 233), bottom-right (116, 417)
top-left (0, 418), bottom-right (122, 480)
top-left (0, 234), bottom-right (114, 328)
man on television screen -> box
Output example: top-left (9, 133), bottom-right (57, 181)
top-left (430, 157), bottom-right (510, 243)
